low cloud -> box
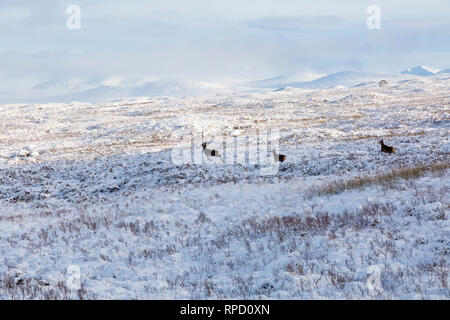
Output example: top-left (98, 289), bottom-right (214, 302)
top-left (0, 6), bottom-right (31, 24)
top-left (246, 15), bottom-right (344, 31)
top-left (0, 1), bottom-right (449, 102)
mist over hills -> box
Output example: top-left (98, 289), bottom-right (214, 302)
top-left (251, 65), bottom-right (448, 91)
top-left (2, 65), bottom-right (448, 104)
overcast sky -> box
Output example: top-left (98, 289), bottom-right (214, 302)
top-left (1, 0), bottom-right (449, 98)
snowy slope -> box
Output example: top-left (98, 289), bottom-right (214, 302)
top-left (247, 72), bottom-right (326, 89)
top-left (254, 71), bottom-right (391, 90)
top-left (0, 74), bottom-right (449, 299)
top-left (401, 65), bottom-right (440, 76)
top-left (248, 74), bottom-right (291, 88)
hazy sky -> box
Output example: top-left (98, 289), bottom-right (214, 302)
top-left (1, 0), bottom-right (449, 98)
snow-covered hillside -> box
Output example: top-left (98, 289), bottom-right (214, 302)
top-left (0, 73), bottom-right (448, 299)
top-left (273, 71), bottom-right (389, 90)
top-left (5, 66), bottom-right (450, 105)
top-left (401, 65), bottom-right (441, 76)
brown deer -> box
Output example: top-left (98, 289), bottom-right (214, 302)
top-left (379, 139), bottom-right (396, 154)
top-left (272, 149), bottom-right (286, 162)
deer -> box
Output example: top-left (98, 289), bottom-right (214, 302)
top-left (272, 149), bottom-right (286, 162)
top-left (379, 139), bottom-right (396, 154)
top-left (201, 142), bottom-right (223, 162)
top-left (379, 79), bottom-right (388, 87)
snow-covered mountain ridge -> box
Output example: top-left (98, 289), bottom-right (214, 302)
top-left (3, 65), bottom-right (449, 104)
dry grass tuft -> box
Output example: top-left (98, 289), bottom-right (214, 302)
top-left (308, 161), bottom-right (450, 197)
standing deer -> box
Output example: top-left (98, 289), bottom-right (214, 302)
top-left (379, 139), bottom-right (396, 154)
top-left (272, 149), bottom-right (286, 162)
top-left (201, 142), bottom-right (223, 161)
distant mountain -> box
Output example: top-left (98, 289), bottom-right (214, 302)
top-left (247, 74), bottom-right (290, 88)
top-left (4, 66), bottom-right (448, 105)
top-left (32, 79), bottom-right (96, 91)
top-left (11, 80), bottom-right (232, 104)
top-left (247, 72), bottom-right (326, 89)
top-left (401, 65), bottom-right (440, 76)
top-left (271, 71), bottom-right (389, 90)
top-left (290, 71), bottom-right (383, 89)
top-left (251, 67), bottom-right (449, 91)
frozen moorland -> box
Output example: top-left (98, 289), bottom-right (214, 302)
top-left (0, 74), bottom-right (449, 299)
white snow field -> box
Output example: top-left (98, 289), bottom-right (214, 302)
top-left (0, 73), bottom-right (449, 299)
